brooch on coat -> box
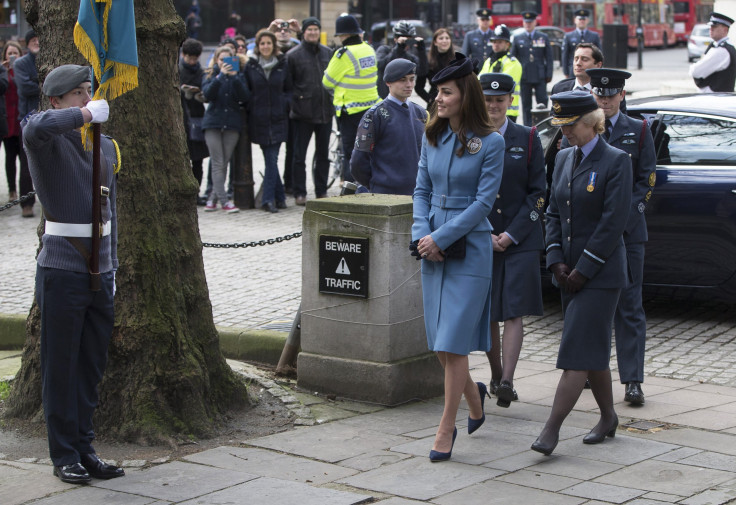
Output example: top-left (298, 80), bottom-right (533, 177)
top-left (587, 172), bottom-right (597, 192)
top-left (467, 137), bottom-right (482, 154)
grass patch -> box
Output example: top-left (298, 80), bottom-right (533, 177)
top-left (0, 381), bottom-right (10, 401)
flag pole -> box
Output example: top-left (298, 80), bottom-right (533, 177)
top-left (90, 122), bottom-right (101, 291)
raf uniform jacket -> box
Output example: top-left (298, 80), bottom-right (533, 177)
top-left (546, 138), bottom-right (632, 288)
top-left (510, 30), bottom-right (554, 84)
top-left (489, 120), bottom-right (546, 254)
top-left (461, 28), bottom-right (494, 68)
top-left (561, 29), bottom-right (601, 77)
top-left (605, 113), bottom-right (657, 244)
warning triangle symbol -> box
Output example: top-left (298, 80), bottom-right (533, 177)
top-left (336, 257), bottom-right (351, 275)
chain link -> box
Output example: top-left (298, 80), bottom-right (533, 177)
top-left (0, 191), bottom-right (36, 212)
top-left (203, 231), bottom-right (302, 248)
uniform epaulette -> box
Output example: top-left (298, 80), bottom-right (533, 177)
top-left (336, 46), bottom-right (349, 58)
top-left (110, 138), bottom-right (122, 174)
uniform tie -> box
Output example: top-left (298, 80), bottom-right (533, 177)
top-left (573, 147), bottom-right (583, 170)
top-left (402, 102), bottom-right (409, 109)
top-left (604, 119), bottom-right (612, 140)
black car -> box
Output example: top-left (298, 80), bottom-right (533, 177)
top-left (536, 93), bottom-right (736, 303)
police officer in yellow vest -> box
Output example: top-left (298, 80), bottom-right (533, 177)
top-left (323, 14), bottom-right (380, 182)
top-left (480, 25), bottom-right (522, 122)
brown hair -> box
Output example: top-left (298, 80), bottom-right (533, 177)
top-left (254, 29), bottom-right (280, 57)
top-left (206, 45), bottom-right (234, 76)
top-left (425, 73), bottom-right (492, 157)
top-left (429, 28), bottom-right (453, 71)
top-left (3, 40), bottom-right (22, 63)
top-left (575, 42), bottom-right (603, 64)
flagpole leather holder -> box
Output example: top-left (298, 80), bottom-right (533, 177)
top-left (90, 123), bottom-right (101, 291)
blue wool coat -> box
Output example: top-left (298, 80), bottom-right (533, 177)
top-left (412, 127), bottom-right (505, 355)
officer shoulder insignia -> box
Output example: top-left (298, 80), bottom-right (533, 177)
top-left (536, 197), bottom-right (545, 209)
top-left (638, 202), bottom-right (646, 213)
top-left (378, 106), bottom-right (390, 119)
top-left (467, 137), bottom-right (482, 154)
top-left (110, 138), bottom-right (121, 174)
top-left (645, 190), bottom-right (652, 202)
top-left (336, 47), bottom-right (348, 58)
top-left (648, 172), bottom-right (656, 186)
top-left (586, 172), bottom-right (597, 192)
top-left (530, 210), bottom-right (539, 221)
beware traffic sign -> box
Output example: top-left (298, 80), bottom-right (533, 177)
top-left (319, 235), bottom-right (369, 297)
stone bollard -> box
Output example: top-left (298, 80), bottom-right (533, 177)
top-left (297, 193), bottom-right (444, 405)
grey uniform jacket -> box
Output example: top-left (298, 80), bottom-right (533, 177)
top-left (510, 31), bottom-right (554, 83)
top-left (545, 138), bottom-right (632, 288)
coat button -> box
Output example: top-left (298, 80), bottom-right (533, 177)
top-left (497, 194), bottom-right (501, 199)
top-left (567, 182), bottom-right (571, 188)
top-left (567, 236), bottom-right (571, 242)
top-left (567, 218), bottom-right (571, 224)
top-left (566, 200), bottom-right (570, 206)
top-left (497, 209), bottom-right (502, 214)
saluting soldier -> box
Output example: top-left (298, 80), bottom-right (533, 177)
top-left (479, 73), bottom-right (546, 408)
top-left (510, 11), bottom-right (554, 126)
top-left (461, 8), bottom-right (495, 68)
top-left (23, 65), bottom-right (125, 484)
top-left (561, 9), bottom-right (601, 79)
top-left (587, 68), bottom-right (656, 406)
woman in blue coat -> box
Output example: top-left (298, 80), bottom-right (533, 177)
top-left (412, 54), bottom-right (504, 462)
top-left (479, 73), bottom-right (545, 408)
top-left (244, 29), bottom-right (292, 213)
top-left (532, 91), bottom-right (631, 455)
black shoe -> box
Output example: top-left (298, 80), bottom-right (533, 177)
top-left (468, 382), bottom-right (489, 434)
top-left (284, 186), bottom-right (293, 195)
top-left (624, 382), bottom-right (645, 405)
top-left (584, 379), bottom-right (591, 389)
top-left (80, 453), bottom-right (125, 479)
top-left (276, 200), bottom-right (287, 209)
top-left (583, 417), bottom-right (618, 444)
top-left (196, 196), bottom-right (208, 206)
top-left (262, 202), bottom-right (278, 213)
top-left (53, 462), bottom-right (91, 484)
top-left (489, 379), bottom-right (500, 396)
top-left (496, 380), bottom-right (516, 408)
top-left (531, 433), bottom-right (558, 456)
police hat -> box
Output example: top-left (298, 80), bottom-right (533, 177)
top-left (335, 14), bottom-right (363, 36)
top-left (575, 9), bottom-right (591, 19)
top-left (480, 72), bottom-right (515, 95)
top-left (550, 90), bottom-right (598, 126)
top-left (586, 68), bottom-right (631, 96)
top-left (384, 58), bottom-right (416, 83)
top-left (708, 12), bottom-right (734, 27)
top-left (430, 52), bottom-right (475, 85)
top-left (521, 11), bottom-right (538, 22)
top-left (490, 24), bottom-right (511, 42)
top-left (476, 8), bottom-right (491, 20)
top-left (42, 65), bottom-right (91, 97)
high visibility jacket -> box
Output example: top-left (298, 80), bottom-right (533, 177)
top-left (322, 39), bottom-right (380, 116)
top-left (480, 53), bottom-right (522, 118)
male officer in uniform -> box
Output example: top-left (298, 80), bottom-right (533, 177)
top-left (561, 9), bottom-right (601, 79)
top-left (689, 12), bottom-right (736, 92)
top-left (350, 59), bottom-right (427, 194)
top-left (510, 11), bottom-right (554, 126)
top-left (552, 42), bottom-right (603, 94)
top-left (23, 65), bottom-right (125, 484)
top-left (323, 14), bottom-right (380, 183)
top-left (587, 68), bottom-right (657, 405)
top-left (461, 8), bottom-right (494, 68)
top-left (480, 24), bottom-right (522, 122)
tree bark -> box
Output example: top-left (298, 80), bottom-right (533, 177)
top-left (5, 0), bottom-right (248, 443)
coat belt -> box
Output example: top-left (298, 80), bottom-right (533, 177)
top-left (430, 193), bottom-right (475, 209)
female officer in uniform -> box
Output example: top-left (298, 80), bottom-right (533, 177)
top-left (479, 73), bottom-right (545, 408)
top-left (531, 90), bottom-right (632, 455)
top-left (412, 53), bottom-right (505, 462)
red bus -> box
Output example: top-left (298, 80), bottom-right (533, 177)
top-left (671, 0), bottom-right (714, 43)
top-left (603, 0), bottom-right (676, 48)
top-left (485, 0), bottom-right (600, 32)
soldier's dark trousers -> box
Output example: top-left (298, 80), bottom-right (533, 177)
top-left (292, 119), bottom-right (331, 198)
top-left (36, 266), bottom-right (114, 466)
top-left (338, 111), bottom-right (364, 183)
top-left (615, 242), bottom-right (647, 383)
top-left (521, 82), bottom-right (549, 126)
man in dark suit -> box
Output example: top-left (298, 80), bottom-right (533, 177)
top-left (551, 42), bottom-right (603, 94)
top-left (561, 9), bottom-right (602, 78)
top-left (461, 8), bottom-right (495, 67)
top-left (510, 11), bottom-right (554, 126)
top-left (588, 68), bottom-right (657, 406)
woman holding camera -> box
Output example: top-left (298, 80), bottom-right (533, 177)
top-left (244, 29), bottom-right (292, 213)
top-left (201, 44), bottom-right (249, 213)
top-left (532, 90), bottom-right (631, 455)
top-left (412, 53), bottom-right (504, 462)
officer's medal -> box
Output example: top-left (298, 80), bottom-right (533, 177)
top-left (467, 137), bottom-right (482, 154)
top-left (587, 172), bottom-right (597, 192)
top-left (529, 54), bottom-right (534, 62)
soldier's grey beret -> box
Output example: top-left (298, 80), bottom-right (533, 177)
top-left (384, 58), bottom-right (416, 83)
top-left (42, 65), bottom-right (91, 97)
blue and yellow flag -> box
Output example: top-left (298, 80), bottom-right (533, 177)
top-left (74, 0), bottom-right (138, 101)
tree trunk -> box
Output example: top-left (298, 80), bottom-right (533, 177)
top-left (5, 0), bottom-right (248, 443)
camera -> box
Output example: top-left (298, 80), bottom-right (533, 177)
top-left (340, 181), bottom-right (357, 196)
top-left (280, 21), bottom-right (289, 29)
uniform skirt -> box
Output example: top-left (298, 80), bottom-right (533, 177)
top-left (556, 287), bottom-right (620, 371)
top-left (490, 249), bottom-right (544, 322)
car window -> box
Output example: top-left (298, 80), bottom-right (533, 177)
top-left (693, 25), bottom-right (710, 37)
top-left (536, 117), bottom-right (559, 151)
top-left (656, 114), bottom-right (736, 165)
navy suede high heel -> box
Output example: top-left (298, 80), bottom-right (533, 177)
top-left (468, 381), bottom-right (489, 434)
top-left (429, 427), bottom-right (457, 462)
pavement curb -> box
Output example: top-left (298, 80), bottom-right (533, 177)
top-left (0, 314), bottom-right (26, 350)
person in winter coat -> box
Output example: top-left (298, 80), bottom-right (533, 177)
top-left (2, 41), bottom-right (20, 202)
top-left (201, 45), bottom-right (249, 213)
top-left (244, 29), bottom-right (292, 213)
top-left (179, 38), bottom-right (208, 205)
top-left (416, 28), bottom-right (454, 106)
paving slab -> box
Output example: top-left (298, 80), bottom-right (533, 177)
top-left (553, 434), bottom-right (677, 466)
top-left (646, 390), bottom-right (735, 410)
top-left (561, 481), bottom-right (646, 503)
top-left (594, 459), bottom-right (734, 496)
top-left (247, 423), bottom-right (413, 463)
top-left (495, 468), bottom-right (582, 492)
top-left (370, 498), bottom-right (426, 505)
top-left (183, 446), bottom-right (358, 484)
top-left (335, 400), bottom-right (447, 435)
top-left (619, 500), bottom-right (672, 505)
top-left (28, 487), bottom-right (163, 505)
top-left (93, 460), bottom-right (257, 502)
top-left (675, 451), bottom-right (736, 472)
top-left (646, 428), bottom-right (736, 455)
top-left (177, 476), bottom-right (372, 505)
top-left (0, 462), bottom-right (69, 505)
top-left (679, 487), bottom-right (736, 505)
top-left (652, 447), bottom-right (703, 463)
top-left (337, 457), bottom-right (501, 501)
top-left (432, 479), bottom-right (586, 505)
top-left (525, 455), bottom-right (624, 481)
top-left (336, 450), bottom-right (412, 471)
top-left (659, 409), bottom-right (736, 431)
top-left (641, 491), bottom-right (687, 502)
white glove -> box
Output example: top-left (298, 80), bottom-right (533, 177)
top-left (85, 99), bottom-right (109, 123)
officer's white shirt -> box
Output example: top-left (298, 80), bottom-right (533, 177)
top-left (573, 79), bottom-right (592, 91)
top-left (689, 36), bottom-right (732, 92)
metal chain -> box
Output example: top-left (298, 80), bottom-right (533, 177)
top-left (202, 231), bottom-right (302, 248)
top-left (0, 191), bottom-right (36, 212)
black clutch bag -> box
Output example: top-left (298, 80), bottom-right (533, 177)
top-left (444, 236), bottom-right (466, 259)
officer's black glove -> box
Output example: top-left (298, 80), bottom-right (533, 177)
top-left (565, 269), bottom-right (588, 294)
top-left (549, 262), bottom-right (571, 288)
top-left (409, 240), bottom-right (422, 260)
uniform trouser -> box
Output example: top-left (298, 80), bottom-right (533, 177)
top-left (18, 129), bottom-right (35, 208)
top-left (36, 266), bottom-right (114, 466)
top-left (291, 120), bottom-right (331, 198)
top-left (614, 242), bottom-right (647, 383)
top-left (521, 82), bottom-right (548, 126)
top-left (3, 136), bottom-right (20, 192)
top-left (338, 111), bottom-right (364, 183)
